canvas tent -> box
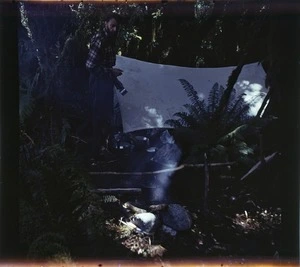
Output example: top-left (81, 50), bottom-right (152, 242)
top-left (115, 55), bottom-right (268, 133)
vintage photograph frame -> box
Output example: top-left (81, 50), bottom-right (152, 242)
top-left (0, 0), bottom-right (299, 266)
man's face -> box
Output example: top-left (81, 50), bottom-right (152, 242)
top-left (105, 18), bottom-right (118, 37)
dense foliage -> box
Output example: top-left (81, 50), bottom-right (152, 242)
top-left (16, 0), bottom-right (294, 260)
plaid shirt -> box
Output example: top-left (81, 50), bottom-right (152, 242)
top-left (86, 29), bottom-right (116, 78)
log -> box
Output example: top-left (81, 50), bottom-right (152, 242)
top-left (89, 162), bottom-right (236, 176)
top-left (91, 188), bottom-right (142, 195)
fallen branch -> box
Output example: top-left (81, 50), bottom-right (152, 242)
top-left (240, 152), bottom-right (279, 181)
top-left (21, 130), bottom-right (35, 145)
top-left (89, 161), bottom-right (235, 176)
top-left (70, 135), bottom-right (87, 144)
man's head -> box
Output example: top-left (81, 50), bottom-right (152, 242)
top-left (104, 13), bottom-right (121, 38)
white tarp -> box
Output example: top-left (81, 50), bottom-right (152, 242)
top-left (115, 55), bottom-right (267, 133)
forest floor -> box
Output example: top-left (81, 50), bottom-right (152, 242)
top-left (85, 142), bottom-right (282, 260)
top-left (97, 188), bottom-right (282, 259)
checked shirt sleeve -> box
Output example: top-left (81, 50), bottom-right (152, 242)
top-left (86, 35), bottom-right (101, 69)
top-left (86, 34), bottom-right (114, 78)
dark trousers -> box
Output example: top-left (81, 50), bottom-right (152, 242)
top-left (89, 72), bottom-right (114, 157)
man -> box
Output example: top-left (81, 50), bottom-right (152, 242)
top-left (86, 13), bottom-right (123, 159)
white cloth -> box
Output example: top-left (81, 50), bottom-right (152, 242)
top-left (115, 56), bottom-right (267, 133)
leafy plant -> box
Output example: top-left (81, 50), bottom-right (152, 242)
top-left (165, 79), bottom-right (255, 165)
top-left (166, 79), bottom-right (251, 140)
top-left (27, 232), bottom-right (71, 262)
top-left (20, 141), bottom-right (107, 256)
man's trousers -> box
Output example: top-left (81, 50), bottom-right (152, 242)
top-left (89, 72), bottom-right (114, 157)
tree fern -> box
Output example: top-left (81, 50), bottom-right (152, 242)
top-left (166, 77), bottom-right (257, 163)
top-left (167, 79), bottom-right (251, 134)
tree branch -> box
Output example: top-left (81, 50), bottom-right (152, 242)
top-left (240, 152), bottom-right (279, 181)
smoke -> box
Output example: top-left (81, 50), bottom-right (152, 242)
top-left (111, 129), bottom-right (182, 204)
top-left (149, 171), bottom-right (174, 204)
top-left (146, 130), bottom-right (182, 204)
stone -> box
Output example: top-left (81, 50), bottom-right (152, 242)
top-left (130, 212), bottom-right (159, 234)
top-left (160, 204), bottom-right (192, 231)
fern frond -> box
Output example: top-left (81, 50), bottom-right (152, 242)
top-left (219, 85), bottom-right (225, 94)
top-left (207, 82), bottom-right (221, 113)
top-left (178, 79), bottom-right (208, 117)
top-left (179, 79), bottom-right (198, 100)
top-left (173, 111), bottom-right (199, 128)
top-left (226, 93), bottom-right (245, 114)
top-left (165, 119), bottom-right (185, 128)
top-left (223, 93), bottom-right (248, 125)
top-left (101, 195), bottom-right (119, 203)
top-left (179, 79), bottom-right (200, 110)
top-left (183, 103), bottom-right (206, 124)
